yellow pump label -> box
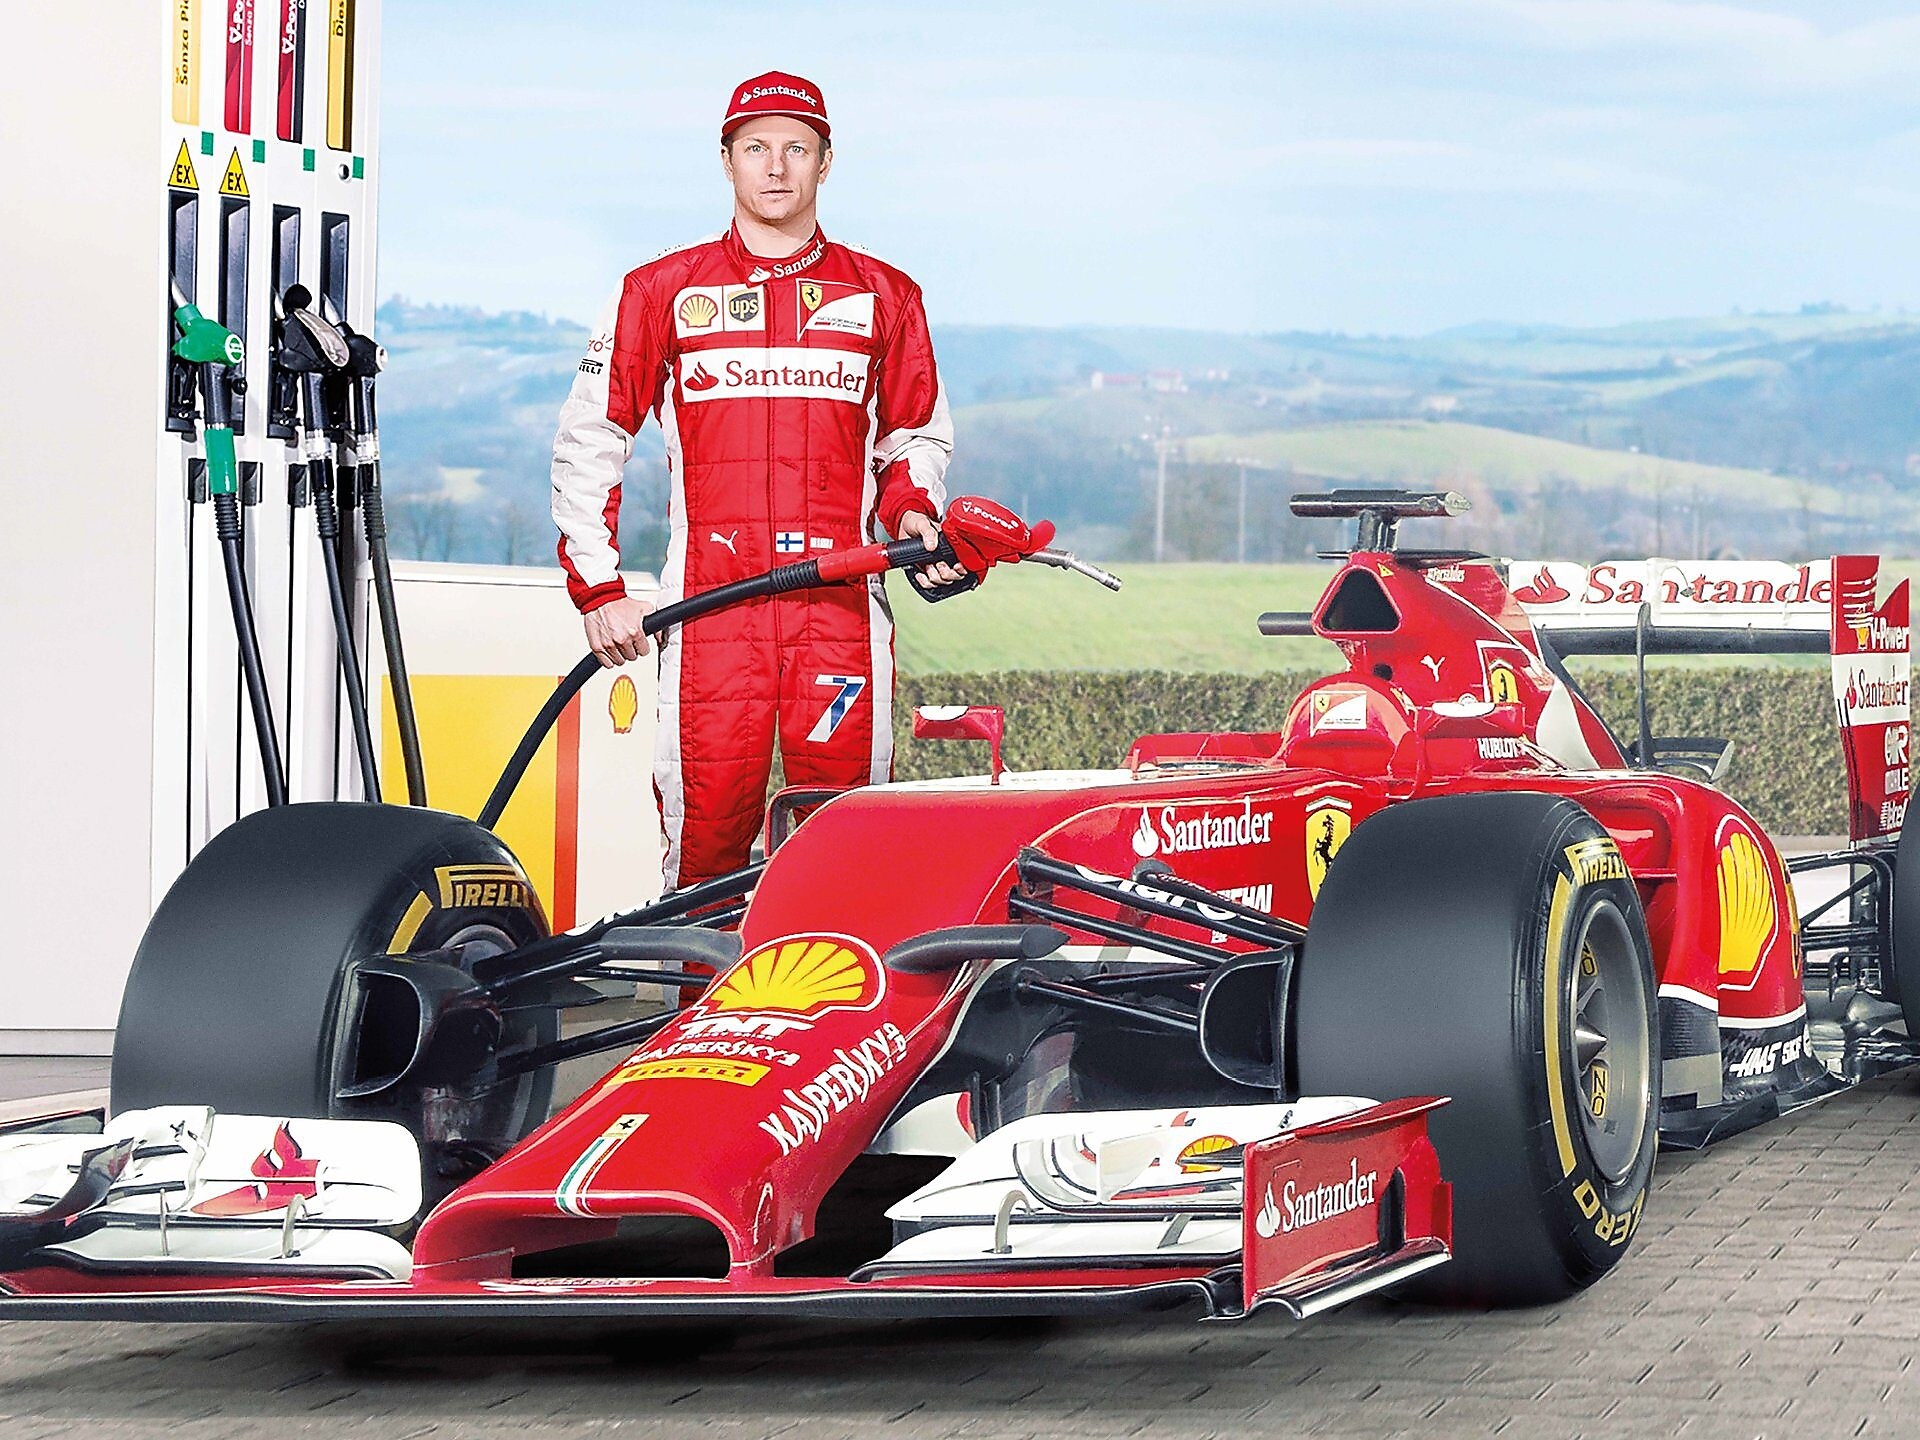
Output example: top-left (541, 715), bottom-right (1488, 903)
top-left (171, 0), bottom-right (200, 125)
top-left (326, 0), bottom-right (355, 150)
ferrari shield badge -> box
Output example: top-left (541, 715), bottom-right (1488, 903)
top-left (1304, 799), bottom-right (1352, 899)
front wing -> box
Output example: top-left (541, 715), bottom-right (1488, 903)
top-left (0, 1098), bottom-right (1448, 1324)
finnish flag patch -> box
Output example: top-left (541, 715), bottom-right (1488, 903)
top-left (776, 531), bottom-right (805, 554)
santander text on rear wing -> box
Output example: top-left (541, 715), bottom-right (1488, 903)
top-left (1506, 557), bottom-right (1909, 842)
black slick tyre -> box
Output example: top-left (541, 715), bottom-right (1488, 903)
top-left (110, 803), bottom-right (556, 1190)
top-left (1890, 819), bottom-right (1920, 1037)
top-left (1293, 791), bottom-right (1659, 1306)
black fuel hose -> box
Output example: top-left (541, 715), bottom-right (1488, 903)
top-left (478, 537), bottom-right (942, 831)
top-left (311, 453), bottom-right (382, 802)
top-left (359, 456), bottom-right (428, 806)
top-left (213, 492), bottom-right (288, 808)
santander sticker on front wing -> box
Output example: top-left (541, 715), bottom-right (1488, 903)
top-left (679, 348), bottom-right (872, 404)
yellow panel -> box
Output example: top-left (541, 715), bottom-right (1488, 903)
top-left (381, 675), bottom-right (558, 918)
top-left (170, 0), bottom-right (200, 125)
top-left (325, 0), bottom-right (354, 150)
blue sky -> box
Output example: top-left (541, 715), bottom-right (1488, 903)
top-left (379, 1), bottom-right (1920, 334)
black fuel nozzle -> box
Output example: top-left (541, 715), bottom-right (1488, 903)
top-left (273, 284), bottom-right (349, 377)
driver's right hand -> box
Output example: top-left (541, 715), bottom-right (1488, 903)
top-left (584, 595), bottom-right (654, 667)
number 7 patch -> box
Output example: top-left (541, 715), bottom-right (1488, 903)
top-left (807, 675), bottom-right (868, 742)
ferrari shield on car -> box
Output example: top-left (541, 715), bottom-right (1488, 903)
top-left (3, 489), bottom-right (1913, 1323)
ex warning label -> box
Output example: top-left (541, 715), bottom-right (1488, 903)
top-left (169, 139), bottom-right (199, 191)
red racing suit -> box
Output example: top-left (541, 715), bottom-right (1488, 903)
top-left (552, 225), bottom-right (952, 889)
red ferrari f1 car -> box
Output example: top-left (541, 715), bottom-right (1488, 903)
top-left (1, 489), bottom-right (1912, 1322)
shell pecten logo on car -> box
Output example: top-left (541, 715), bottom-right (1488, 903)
top-left (1176, 1134), bottom-right (1235, 1173)
top-left (708, 934), bottom-right (884, 1017)
top-left (1716, 826), bottom-right (1777, 977)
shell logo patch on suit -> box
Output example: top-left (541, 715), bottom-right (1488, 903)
top-left (673, 286), bottom-right (765, 337)
top-left (708, 935), bottom-right (884, 1017)
top-left (677, 293), bottom-right (717, 330)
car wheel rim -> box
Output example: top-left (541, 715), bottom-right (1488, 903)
top-left (426, 922), bottom-right (551, 1162)
top-left (1567, 900), bottom-right (1651, 1184)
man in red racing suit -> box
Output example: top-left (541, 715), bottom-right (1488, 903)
top-left (551, 71), bottom-right (955, 890)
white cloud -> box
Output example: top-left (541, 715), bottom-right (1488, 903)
top-left (1481, 1), bottom-right (1920, 91)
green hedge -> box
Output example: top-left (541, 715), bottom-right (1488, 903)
top-left (893, 667), bottom-right (1846, 836)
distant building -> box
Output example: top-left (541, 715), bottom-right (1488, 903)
top-left (1088, 369), bottom-right (1188, 393)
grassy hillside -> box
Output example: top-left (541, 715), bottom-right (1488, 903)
top-left (372, 300), bottom-right (1920, 570)
top-left (893, 563), bottom-right (1334, 674)
top-left (1182, 420), bottom-right (1838, 509)
top-left (893, 559), bottom-right (1920, 675)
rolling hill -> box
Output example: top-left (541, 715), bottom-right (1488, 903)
top-left (371, 300), bottom-right (1920, 571)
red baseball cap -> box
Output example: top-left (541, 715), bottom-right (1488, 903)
top-left (722, 71), bottom-right (830, 143)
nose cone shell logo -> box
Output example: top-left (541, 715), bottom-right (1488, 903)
top-left (1305, 800), bottom-right (1352, 900)
top-left (684, 361), bottom-right (719, 393)
top-left (1176, 1134), bottom-right (1235, 1173)
top-left (678, 293), bottom-right (718, 329)
top-left (608, 675), bottom-right (638, 734)
top-left (1131, 810), bottom-right (1160, 858)
top-left (709, 934), bottom-right (883, 1017)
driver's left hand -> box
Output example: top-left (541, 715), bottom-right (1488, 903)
top-left (897, 510), bottom-right (971, 590)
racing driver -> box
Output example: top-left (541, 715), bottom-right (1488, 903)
top-left (551, 71), bottom-right (959, 890)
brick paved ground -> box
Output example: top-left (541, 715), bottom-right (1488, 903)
top-left (0, 1059), bottom-right (108, 1104)
top-left (4, 1069), bottom-right (1920, 1439)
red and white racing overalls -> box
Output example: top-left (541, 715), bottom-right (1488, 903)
top-left (552, 225), bottom-right (952, 889)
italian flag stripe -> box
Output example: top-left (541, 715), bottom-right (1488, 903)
top-left (555, 1135), bottom-right (623, 1218)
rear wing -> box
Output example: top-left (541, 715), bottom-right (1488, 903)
top-left (1507, 557), bottom-right (1909, 842)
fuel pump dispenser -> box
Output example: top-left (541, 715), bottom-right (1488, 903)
top-left (273, 286), bottom-right (381, 802)
top-left (168, 282), bottom-right (287, 809)
top-left (7, 1), bottom-right (685, 1054)
top-left (325, 310), bottom-right (428, 806)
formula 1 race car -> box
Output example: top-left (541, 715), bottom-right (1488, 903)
top-left (1, 490), bottom-right (1912, 1323)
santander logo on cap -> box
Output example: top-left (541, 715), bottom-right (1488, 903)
top-left (723, 70), bottom-right (830, 141)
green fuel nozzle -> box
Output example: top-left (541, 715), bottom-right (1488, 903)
top-left (169, 281), bottom-right (244, 496)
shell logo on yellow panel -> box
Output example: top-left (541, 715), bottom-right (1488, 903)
top-left (609, 676), bottom-right (639, 734)
top-left (708, 934), bottom-right (885, 1017)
